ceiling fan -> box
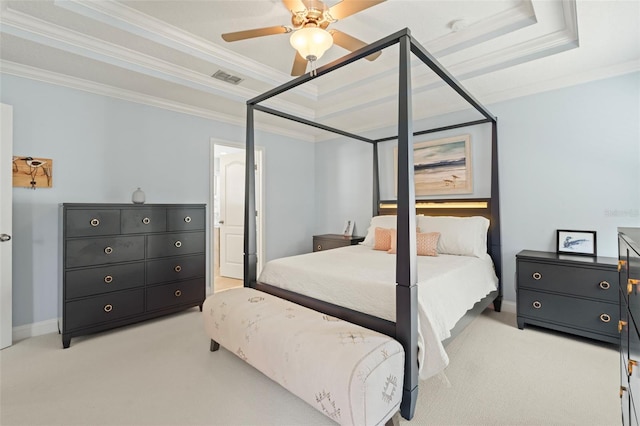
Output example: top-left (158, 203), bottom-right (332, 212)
top-left (221, 0), bottom-right (386, 76)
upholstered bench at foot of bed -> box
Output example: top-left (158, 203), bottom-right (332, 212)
top-left (203, 287), bottom-right (404, 426)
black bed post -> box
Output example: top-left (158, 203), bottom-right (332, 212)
top-left (490, 120), bottom-right (502, 311)
top-left (373, 141), bottom-right (380, 216)
top-left (244, 104), bottom-right (257, 288)
top-left (396, 32), bottom-right (418, 421)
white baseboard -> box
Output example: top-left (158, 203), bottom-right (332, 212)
top-left (13, 318), bottom-right (59, 342)
top-left (501, 300), bottom-right (517, 314)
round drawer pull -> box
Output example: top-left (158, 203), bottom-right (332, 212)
top-left (104, 275), bottom-right (113, 284)
top-left (600, 313), bottom-right (611, 323)
top-left (317, 245), bottom-right (322, 251)
top-left (104, 246), bottom-right (113, 255)
top-left (599, 281), bottom-right (610, 290)
top-left (174, 265), bottom-right (182, 273)
top-left (532, 301), bottom-right (542, 309)
top-left (174, 241), bottom-right (182, 248)
top-left (103, 304), bottom-right (113, 313)
top-left (175, 290), bottom-right (182, 297)
top-left (184, 216), bottom-right (192, 223)
top-left (532, 272), bottom-right (542, 280)
top-left (90, 218), bottom-right (100, 227)
top-left (142, 217), bottom-right (151, 225)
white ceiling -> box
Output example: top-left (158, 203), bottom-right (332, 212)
top-left (1, 0), bottom-right (638, 142)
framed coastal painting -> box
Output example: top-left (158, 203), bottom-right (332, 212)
top-left (395, 134), bottom-right (472, 196)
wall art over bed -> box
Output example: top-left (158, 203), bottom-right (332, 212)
top-left (395, 134), bottom-right (472, 196)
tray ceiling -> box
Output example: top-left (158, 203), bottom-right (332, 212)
top-left (0, 0), bottom-right (638, 141)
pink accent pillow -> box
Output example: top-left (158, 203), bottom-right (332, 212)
top-left (388, 231), bottom-right (440, 256)
top-left (416, 232), bottom-right (440, 256)
top-left (373, 227), bottom-right (394, 251)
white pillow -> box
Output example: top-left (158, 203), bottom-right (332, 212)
top-left (361, 214), bottom-right (424, 247)
top-left (417, 215), bottom-right (489, 258)
top-left (361, 215), bottom-right (399, 247)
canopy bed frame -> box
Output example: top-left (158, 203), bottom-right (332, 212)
top-left (242, 28), bottom-right (501, 421)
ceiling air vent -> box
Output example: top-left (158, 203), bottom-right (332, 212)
top-left (212, 70), bottom-right (243, 85)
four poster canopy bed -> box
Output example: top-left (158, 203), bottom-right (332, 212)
top-left (204, 28), bottom-right (501, 424)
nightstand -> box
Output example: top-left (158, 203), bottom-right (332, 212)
top-left (313, 234), bottom-right (364, 252)
top-left (516, 250), bottom-right (620, 344)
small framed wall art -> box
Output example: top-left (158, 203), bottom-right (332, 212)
top-left (12, 156), bottom-right (53, 189)
top-left (557, 229), bottom-right (597, 256)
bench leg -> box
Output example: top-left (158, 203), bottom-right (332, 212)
top-left (210, 339), bottom-right (220, 352)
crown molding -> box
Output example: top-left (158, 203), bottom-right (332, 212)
top-left (0, 61), bottom-right (315, 143)
top-left (0, 4), bottom-right (315, 120)
top-left (315, 0), bottom-right (579, 121)
top-left (54, 0), bottom-right (318, 101)
top-left (428, 0), bottom-right (537, 57)
top-left (313, 60), bottom-right (640, 143)
top-left (480, 59), bottom-right (640, 106)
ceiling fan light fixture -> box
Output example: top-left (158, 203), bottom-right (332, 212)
top-left (289, 26), bottom-right (333, 61)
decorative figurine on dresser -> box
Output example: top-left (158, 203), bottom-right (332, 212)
top-left (618, 227), bottom-right (640, 426)
top-left (516, 249), bottom-right (620, 344)
top-left (59, 203), bottom-right (206, 348)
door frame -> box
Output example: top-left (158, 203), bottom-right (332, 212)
top-left (1, 103), bottom-right (13, 349)
top-left (209, 138), bottom-right (264, 292)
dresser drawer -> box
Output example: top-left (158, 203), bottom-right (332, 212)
top-left (66, 209), bottom-right (120, 237)
top-left (121, 208), bottom-right (166, 234)
top-left (518, 261), bottom-right (618, 303)
top-left (519, 289), bottom-right (619, 337)
top-left (146, 278), bottom-right (205, 311)
top-left (64, 289), bottom-right (144, 331)
top-left (65, 262), bottom-right (145, 299)
top-left (146, 232), bottom-right (205, 258)
top-left (66, 236), bottom-right (145, 268)
top-left (167, 207), bottom-right (205, 231)
top-left (146, 254), bottom-right (205, 285)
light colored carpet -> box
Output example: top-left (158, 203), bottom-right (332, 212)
top-left (1, 308), bottom-right (619, 425)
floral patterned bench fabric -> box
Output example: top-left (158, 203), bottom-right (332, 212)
top-left (203, 287), bottom-right (404, 426)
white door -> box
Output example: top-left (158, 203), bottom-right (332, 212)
top-left (219, 152), bottom-right (245, 279)
top-left (1, 104), bottom-right (13, 349)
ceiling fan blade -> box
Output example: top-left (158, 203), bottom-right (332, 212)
top-left (328, 0), bottom-right (385, 20)
top-left (291, 52), bottom-right (308, 76)
top-left (222, 26), bottom-right (290, 42)
top-left (282, 0), bottom-right (307, 13)
top-left (330, 29), bottom-right (381, 61)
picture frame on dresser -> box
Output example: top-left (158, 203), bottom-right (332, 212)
top-left (557, 229), bottom-right (597, 256)
top-left (342, 220), bottom-right (354, 236)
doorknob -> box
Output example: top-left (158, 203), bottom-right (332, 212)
top-left (0, 234), bottom-right (10, 242)
top-left (218, 220), bottom-right (224, 224)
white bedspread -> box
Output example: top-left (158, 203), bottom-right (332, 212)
top-left (257, 244), bottom-right (498, 380)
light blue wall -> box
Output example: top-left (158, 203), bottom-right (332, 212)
top-left (493, 72), bottom-right (640, 303)
top-left (315, 72), bottom-right (640, 304)
top-left (1, 74), bottom-right (315, 327)
top-left (3, 71), bottom-right (638, 327)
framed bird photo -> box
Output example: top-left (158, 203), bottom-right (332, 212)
top-left (12, 156), bottom-right (53, 189)
top-left (394, 134), bottom-right (472, 196)
top-left (557, 229), bottom-right (597, 257)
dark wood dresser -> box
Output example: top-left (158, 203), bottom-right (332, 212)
top-left (516, 250), bottom-right (619, 344)
top-left (618, 227), bottom-right (640, 425)
top-left (313, 234), bottom-right (364, 252)
top-left (59, 203), bottom-right (206, 348)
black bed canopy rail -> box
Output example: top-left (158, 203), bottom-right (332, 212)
top-left (244, 27), bottom-right (501, 421)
